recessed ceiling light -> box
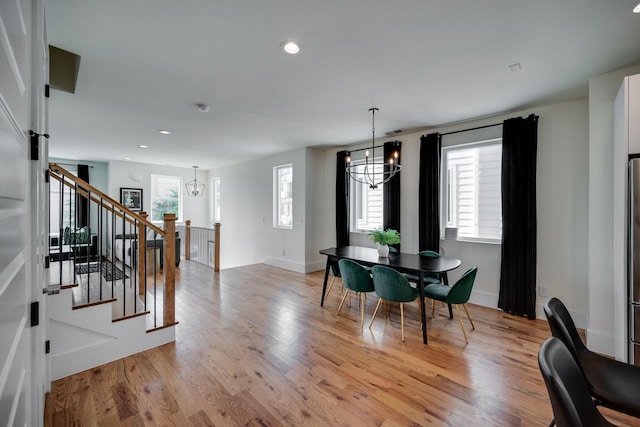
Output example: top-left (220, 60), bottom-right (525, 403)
top-left (138, 144), bottom-right (149, 149)
top-left (281, 40), bottom-right (302, 55)
top-left (123, 157), bottom-right (131, 161)
top-left (158, 130), bottom-right (171, 135)
top-left (634, 1), bottom-right (640, 13)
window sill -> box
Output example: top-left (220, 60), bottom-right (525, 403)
top-left (445, 237), bottom-right (501, 245)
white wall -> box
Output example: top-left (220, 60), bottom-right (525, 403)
top-left (588, 63), bottom-right (640, 356)
top-left (210, 148), bottom-right (313, 272)
top-left (107, 160), bottom-right (209, 227)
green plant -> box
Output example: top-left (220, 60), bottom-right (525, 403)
top-left (368, 228), bottom-right (400, 246)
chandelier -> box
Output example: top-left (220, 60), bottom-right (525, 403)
top-left (345, 108), bottom-right (401, 189)
top-left (185, 166), bottom-right (205, 197)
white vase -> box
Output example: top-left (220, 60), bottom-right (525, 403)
top-left (377, 244), bottom-right (389, 257)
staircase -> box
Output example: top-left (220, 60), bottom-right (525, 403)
top-left (47, 163), bottom-right (178, 380)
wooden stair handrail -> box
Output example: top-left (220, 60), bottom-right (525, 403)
top-left (49, 163), bottom-right (165, 235)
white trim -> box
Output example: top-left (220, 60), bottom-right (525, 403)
top-left (6, 367), bottom-right (26, 426)
top-left (0, 250), bottom-right (26, 298)
top-left (262, 256), bottom-right (306, 273)
top-left (0, 14), bottom-right (26, 95)
top-left (0, 314), bottom-right (27, 399)
top-left (0, 92), bottom-right (25, 142)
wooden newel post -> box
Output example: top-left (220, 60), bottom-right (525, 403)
top-left (185, 220), bottom-right (191, 260)
top-left (214, 222), bottom-right (221, 273)
top-left (163, 213), bottom-right (177, 325)
top-left (137, 212), bottom-right (148, 295)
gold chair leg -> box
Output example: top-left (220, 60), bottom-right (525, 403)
top-left (400, 303), bottom-right (405, 342)
top-left (369, 298), bottom-right (383, 329)
top-left (455, 305), bottom-right (469, 344)
top-left (336, 289), bottom-right (350, 316)
top-left (360, 293), bottom-right (366, 329)
top-left (431, 299), bottom-right (436, 318)
top-left (463, 304), bottom-right (475, 330)
top-left (326, 275), bottom-right (337, 297)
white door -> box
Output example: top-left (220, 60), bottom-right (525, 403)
top-left (0, 0), bottom-right (47, 426)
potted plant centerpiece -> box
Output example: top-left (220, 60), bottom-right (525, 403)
top-left (368, 228), bottom-right (400, 257)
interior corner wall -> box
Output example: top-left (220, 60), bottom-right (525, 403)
top-left (305, 148), bottom-right (327, 272)
top-left (210, 148), bottom-right (307, 272)
top-left (587, 62), bottom-right (640, 357)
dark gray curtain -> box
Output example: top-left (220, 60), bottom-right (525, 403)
top-left (77, 164), bottom-right (89, 228)
top-left (383, 140), bottom-right (402, 252)
top-left (418, 133), bottom-right (441, 251)
top-left (498, 114), bottom-right (539, 319)
top-left (336, 151), bottom-right (350, 247)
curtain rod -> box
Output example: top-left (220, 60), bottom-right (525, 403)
top-left (440, 122), bottom-right (502, 136)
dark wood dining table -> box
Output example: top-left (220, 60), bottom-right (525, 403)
top-left (319, 246), bottom-right (462, 344)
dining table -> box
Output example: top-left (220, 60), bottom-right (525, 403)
top-left (319, 246), bottom-right (462, 344)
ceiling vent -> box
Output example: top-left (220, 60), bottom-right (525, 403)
top-left (385, 129), bottom-right (404, 136)
top-left (49, 45), bottom-right (81, 94)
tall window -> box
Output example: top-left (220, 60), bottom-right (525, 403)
top-left (442, 139), bottom-right (502, 242)
top-left (151, 174), bottom-right (182, 222)
top-left (212, 177), bottom-right (221, 223)
top-left (274, 164), bottom-right (293, 229)
top-left (350, 157), bottom-right (383, 231)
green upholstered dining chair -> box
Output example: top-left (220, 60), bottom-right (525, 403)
top-left (405, 250), bottom-right (443, 286)
top-left (369, 265), bottom-right (421, 342)
top-left (336, 259), bottom-right (375, 328)
top-left (424, 267), bottom-right (478, 344)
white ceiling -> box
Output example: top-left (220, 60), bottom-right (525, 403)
top-left (47, 0), bottom-right (640, 170)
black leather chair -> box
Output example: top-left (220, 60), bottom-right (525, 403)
top-left (538, 337), bottom-right (615, 427)
top-left (544, 297), bottom-right (640, 420)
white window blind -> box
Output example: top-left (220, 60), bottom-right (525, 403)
top-left (443, 139), bottom-right (502, 241)
top-left (350, 158), bottom-right (383, 231)
top-left (274, 164), bottom-right (293, 228)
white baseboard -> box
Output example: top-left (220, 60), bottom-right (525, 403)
top-left (263, 256), bottom-right (307, 273)
top-left (586, 328), bottom-right (615, 358)
top-left (468, 291), bottom-right (588, 331)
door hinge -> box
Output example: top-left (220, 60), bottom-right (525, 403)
top-left (45, 255), bottom-right (50, 269)
top-left (45, 169), bottom-right (50, 183)
top-left (43, 284), bottom-right (60, 295)
top-left (30, 131), bottom-right (39, 161)
top-left (45, 84), bottom-right (50, 98)
top-left (29, 131), bottom-right (50, 161)
top-left (45, 340), bottom-right (50, 354)
top-left (30, 301), bottom-right (39, 326)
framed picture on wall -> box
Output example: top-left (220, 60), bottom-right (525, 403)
top-left (120, 188), bottom-right (143, 212)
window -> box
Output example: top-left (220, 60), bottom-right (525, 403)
top-left (150, 174), bottom-right (182, 222)
top-left (274, 164), bottom-right (293, 228)
top-left (442, 139), bottom-right (502, 242)
top-left (350, 157), bottom-right (383, 231)
top-left (49, 171), bottom-right (77, 231)
top-left (212, 177), bottom-right (221, 223)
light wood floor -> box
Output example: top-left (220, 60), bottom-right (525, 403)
top-left (44, 261), bottom-right (637, 426)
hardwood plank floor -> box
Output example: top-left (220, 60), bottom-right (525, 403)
top-left (44, 261), bottom-right (637, 426)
